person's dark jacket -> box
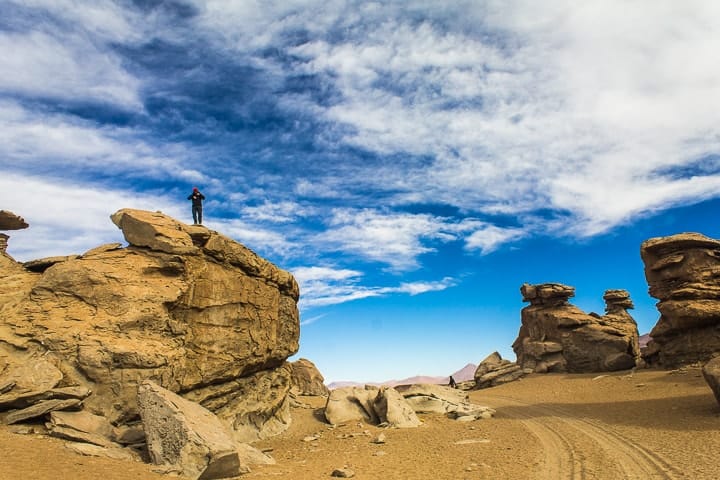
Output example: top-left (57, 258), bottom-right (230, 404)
top-left (188, 191), bottom-right (205, 206)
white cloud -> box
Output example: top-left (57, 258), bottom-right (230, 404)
top-left (292, 265), bottom-right (456, 309)
top-left (0, 15), bottom-right (142, 110)
top-left (321, 209), bottom-right (456, 270)
top-left (465, 224), bottom-right (526, 254)
top-left (277, 0), bottom-right (720, 238)
top-left (0, 173), bottom-right (183, 262)
top-left (0, 100), bottom-right (205, 182)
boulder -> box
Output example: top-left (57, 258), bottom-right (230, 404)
top-left (290, 358), bottom-right (329, 396)
top-left (473, 352), bottom-right (525, 388)
top-left (0, 210), bottom-right (28, 230)
top-left (395, 383), bottom-right (494, 419)
top-left (373, 387), bottom-right (422, 428)
top-left (702, 356), bottom-right (720, 407)
top-left (325, 386), bottom-right (380, 425)
top-left (513, 283), bottom-right (640, 373)
top-left (138, 380), bottom-right (241, 480)
top-left (48, 410), bottom-right (116, 448)
top-left (640, 233), bottom-right (720, 367)
top-left (0, 208), bottom-right (300, 442)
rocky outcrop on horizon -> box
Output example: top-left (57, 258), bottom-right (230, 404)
top-left (0, 208), bottom-right (300, 444)
top-left (513, 283), bottom-right (640, 373)
top-left (640, 232), bottom-right (720, 367)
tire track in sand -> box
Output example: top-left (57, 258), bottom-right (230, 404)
top-left (487, 395), bottom-right (682, 480)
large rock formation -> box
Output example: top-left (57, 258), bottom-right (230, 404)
top-left (0, 210), bottom-right (28, 253)
top-left (0, 208), bottom-right (299, 442)
top-left (289, 358), bottom-right (329, 396)
top-left (513, 283), bottom-right (640, 373)
top-left (640, 233), bottom-right (720, 367)
top-left (702, 357), bottom-right (720, 407)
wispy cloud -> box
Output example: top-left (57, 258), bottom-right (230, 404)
top-left (3, 0), bottom-right (720, 306)
top-left (292, 266), bottom-right (455, 309)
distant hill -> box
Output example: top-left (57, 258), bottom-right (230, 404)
top-left (327, 363), bottom-right (477, 390)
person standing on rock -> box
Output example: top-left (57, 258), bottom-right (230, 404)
top-left (449, 375), bottom-right (457, 389)
top-left (187, 187), bottom-right (205, 224)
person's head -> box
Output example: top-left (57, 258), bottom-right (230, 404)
top-left (193, 187), bottom-right (199, 192)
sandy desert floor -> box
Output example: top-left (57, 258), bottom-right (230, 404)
top-left (1, 366), bottom-right (718, 480)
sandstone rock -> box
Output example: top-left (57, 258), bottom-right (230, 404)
top-left (325, 386), bottom-right (380, 425)
top-left (702, 356), bottom-right (720, 407)
top-left (48, 410), bottom-right (115, 446)
top-left (0, 209), bottom-right (300, 442)
top-left (0, 210), bottom-right (28, 230)
top-left (290, 358), bottom-right (329, 396)
top-left (110, 209), bottom-right (197, 255)
top-left (64, 442), bottom-right (140, 462)
top-left (0, 385), bottom-right (91, 410)
top-left (138, 380), bottom-right (241, 480)
top-left (473, 352), bottom-right (525, 388)
top-left (331, 467), bottom-right (355, 478)
top-left (373, 387), bottom-right (422, 428)
top-left (640, 233), bottom-right (720, 367)
top-left (513, 283), bottom-right (640, 373)
top-left (396, 383), bottom-right (494, 419)
top-left (237, 442), bottom-right (276, 466)
top-left (0, 233), bottom-right (8, 253)
top-left (5, 398), bottom-right (82, 424)
top-left (23, 256), bottom-right (80, 273)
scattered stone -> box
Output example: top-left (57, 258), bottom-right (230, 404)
top-left (372, 450), bottom-right (387, 456)
top-left (702, 356), bottom-right (720, 406)
top-left (331, 467), bottom-right (355, 478)
top-left (371, 433), bottom-right (386, 444)
top-left (303, 434), bottom-right (320, 442)
top-left (5, 398), bottom-right (82, 424)
top-left (138, 380), bottom-right (241, 480)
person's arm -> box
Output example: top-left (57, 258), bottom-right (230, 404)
top-left (200, 193), bottom-right (205, 200)
top-left (187, 194), bottom-right (193, 200)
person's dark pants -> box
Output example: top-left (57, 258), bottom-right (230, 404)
top-left (192, 205), bottom-right (203, 224)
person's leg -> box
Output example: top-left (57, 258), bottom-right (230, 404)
top-left (192, 206), bottom-right (198, 224)
top-left (197, 207), bottom-right (203, 224)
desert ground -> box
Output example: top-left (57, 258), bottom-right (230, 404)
top-left (1, 366), bottom-right (718, 480)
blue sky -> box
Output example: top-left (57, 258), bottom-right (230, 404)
top-left (2, 0), bottom-right (720, 383)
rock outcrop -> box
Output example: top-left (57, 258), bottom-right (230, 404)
top-left (640, 233), bottom-right (720, 367)
top-left (0, 208), bottom-right (299, 443)
top-left (290, 358), bottom-right (329, 396)
top-left (0, 210), bottom-right (28, 253)
top-left (473, 352), bottom-right (525, 388)
top-left (513, 283), bottom-right (640, 373)
top-left (324, 384), bottom-right (494, 426)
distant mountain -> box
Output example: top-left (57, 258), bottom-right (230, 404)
top-left (326, 363), bottom-right (477, 390)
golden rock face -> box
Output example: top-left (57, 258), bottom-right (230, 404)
top-left (0, 208), bottom-right (299, 442)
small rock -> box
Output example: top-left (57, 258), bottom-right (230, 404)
top-left (371, 433), bottom-right (386, 444)
top-left (331, 467), bottom-right (355, 478)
